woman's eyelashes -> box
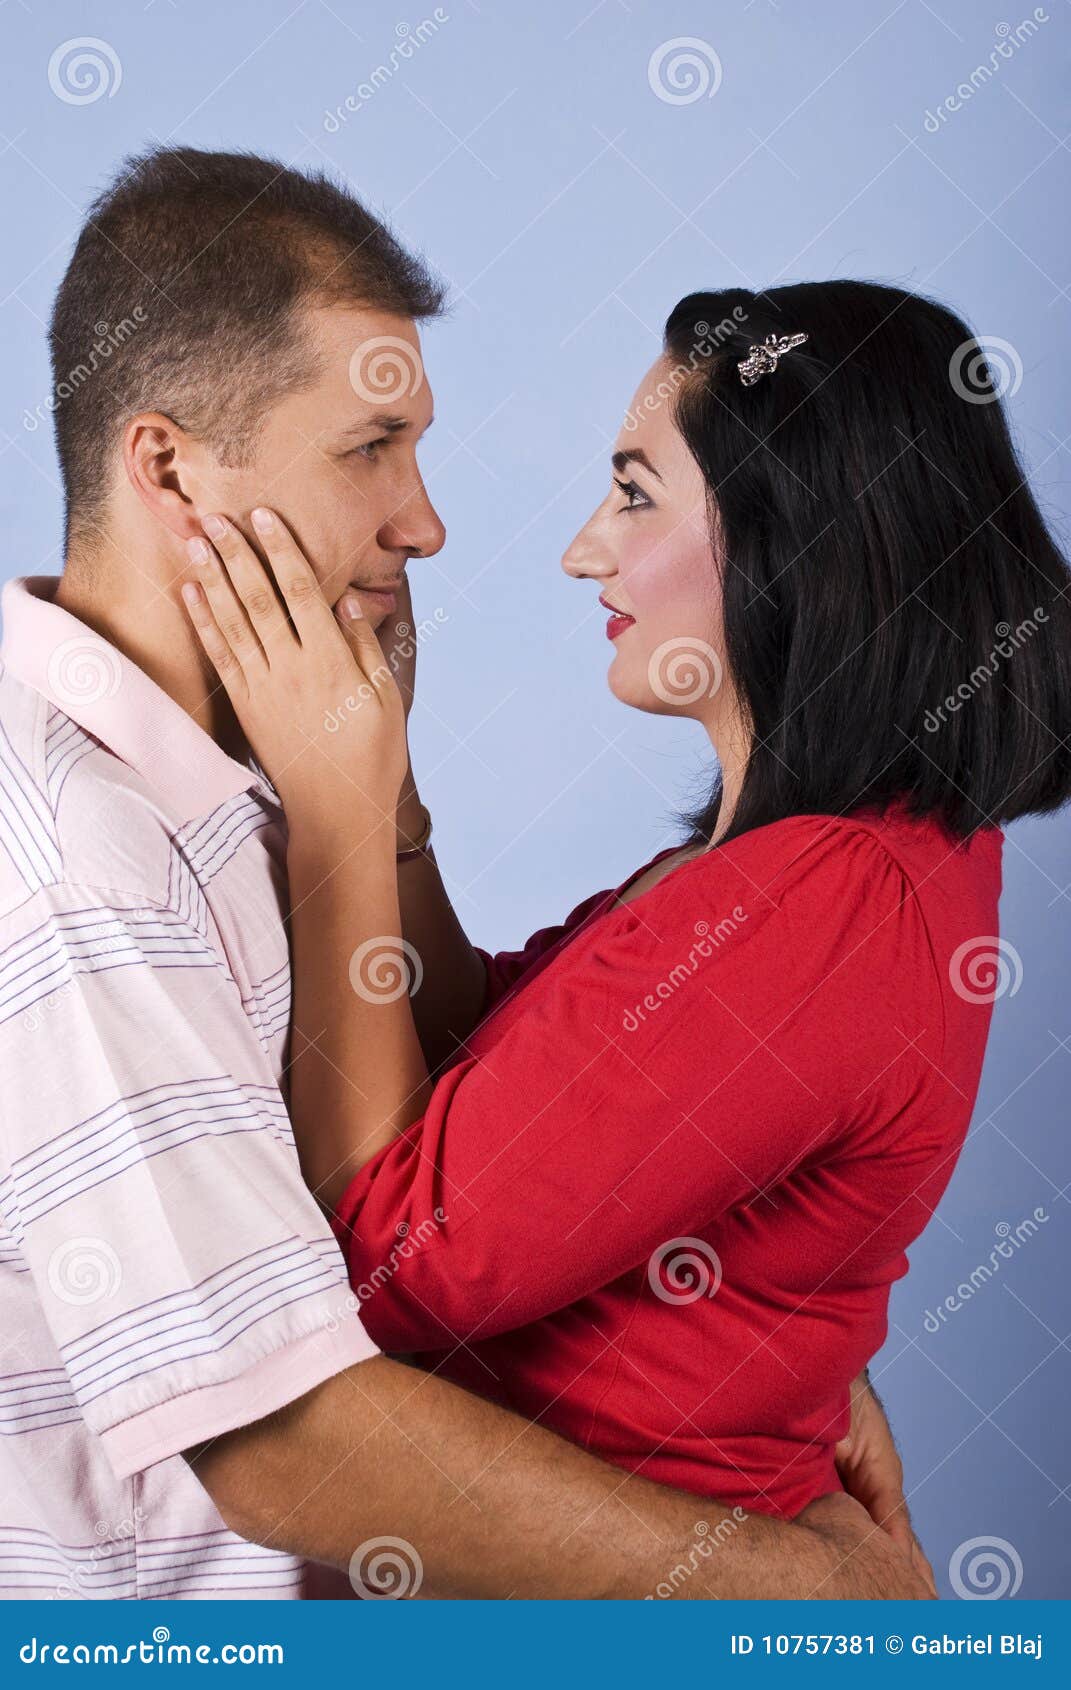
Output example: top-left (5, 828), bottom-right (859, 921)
top-left (613, 475), bottom-right (652, 513)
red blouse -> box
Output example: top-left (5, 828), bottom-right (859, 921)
top-left (332, 803), bottom-right (1003, 1516)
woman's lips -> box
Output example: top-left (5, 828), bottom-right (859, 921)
top-left (600, 597), bottom-right (636, 641)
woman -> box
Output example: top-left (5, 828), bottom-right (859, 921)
top-left (180, 281), bottom-right (1071, 1518)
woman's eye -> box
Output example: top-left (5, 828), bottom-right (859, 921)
top-left (613, 476), bottom-right (650, 512)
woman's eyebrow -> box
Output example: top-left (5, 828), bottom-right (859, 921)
top-left (612, 448), bottom-right (663, 482)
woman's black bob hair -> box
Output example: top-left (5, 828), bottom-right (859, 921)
top-left (664, 280), bottom-right (1071, 843)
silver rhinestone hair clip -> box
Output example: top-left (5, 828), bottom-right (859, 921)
top-left (737, 331), bottom-right (809, 387)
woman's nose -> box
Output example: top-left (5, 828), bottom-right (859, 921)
top-left (562, 520), bottom-right (614, 581)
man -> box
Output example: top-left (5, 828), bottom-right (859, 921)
top-left (0, 144), bottom-right (928, 1601)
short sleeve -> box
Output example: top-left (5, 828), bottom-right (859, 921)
top-left (334, 822), bottom-right (936, 1350)
top-left (0, 884), bottom-right (378, 1481)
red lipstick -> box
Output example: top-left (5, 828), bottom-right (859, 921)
top-left (600, 595), bottom-right (636, 641)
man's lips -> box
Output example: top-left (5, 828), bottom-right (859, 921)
top-left (344, 580), bottom-right (403, 612)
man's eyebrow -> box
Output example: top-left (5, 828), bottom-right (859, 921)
top-left (611, 447), bottom-right (663, 482)
top-left (338, 413), bottom-right (435, 440)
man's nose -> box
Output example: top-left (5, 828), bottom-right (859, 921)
top-left (382, 478), bottom-right (446, 559)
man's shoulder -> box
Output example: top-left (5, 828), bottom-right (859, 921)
top-left (0, 668), bottom-right (176, 919)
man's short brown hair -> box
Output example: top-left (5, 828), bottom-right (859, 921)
top-left (49, 144), bottom-right (445, 547)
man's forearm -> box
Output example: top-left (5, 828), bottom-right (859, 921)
top-left (187, 1356), bottom-right (929, 1601)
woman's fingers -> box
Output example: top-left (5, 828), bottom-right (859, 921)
top-left (336, 593), bottom-right (403, 706)
top-left (181, 578), bottom-right (249, 703)
top-left (202, 512), bottom-right (293, 659)
top-left (248, 507), bottom-right (338, 645)
top-left (186, 531), bottom-right (266, 677)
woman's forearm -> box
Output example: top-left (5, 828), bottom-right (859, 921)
top-left (286, 812), bottom-right (433, 1209)
top-left (394, 774), bottom-right (490, 1072)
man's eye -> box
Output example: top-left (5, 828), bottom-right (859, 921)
top-left (351, 439), bottom-right (385, 461)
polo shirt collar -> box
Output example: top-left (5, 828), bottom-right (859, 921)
top-left (0, 576), bottom-right (275, 819)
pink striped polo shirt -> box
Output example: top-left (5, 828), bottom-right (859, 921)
top-left (0, 577), bottom-right (379, 1600)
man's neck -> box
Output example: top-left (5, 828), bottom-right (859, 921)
top-left (55, 540), bottom-right (249, 764)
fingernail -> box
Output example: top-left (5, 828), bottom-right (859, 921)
top-left (203, 514), bottom-right (227, 539)
top-left (338, 592), bottom-right (364, 622)
top-left (181, 582), bottom-right (202, 608)
top-left (187, 537), bottom-right (211, 565)
top-left (251, 507), bottom-right (274, 533)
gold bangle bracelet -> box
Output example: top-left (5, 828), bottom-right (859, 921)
top-left (396, 804), bottom-right (433, 861)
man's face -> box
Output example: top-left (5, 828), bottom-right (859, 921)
top-left (210, 304), bottom-right (445, 631)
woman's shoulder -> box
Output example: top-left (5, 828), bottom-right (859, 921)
top-left (684, 801), bottom-right (1000, 895)
top-left (631, 801), bottom-right (1002, 970)
top-left (639, 806), bottom-right (904, 910)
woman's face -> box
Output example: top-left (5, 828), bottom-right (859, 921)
top-left (562, 356), bottom-right (729, 727)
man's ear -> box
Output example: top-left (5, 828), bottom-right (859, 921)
top-left (123, 410), bottom-right (213, 542)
